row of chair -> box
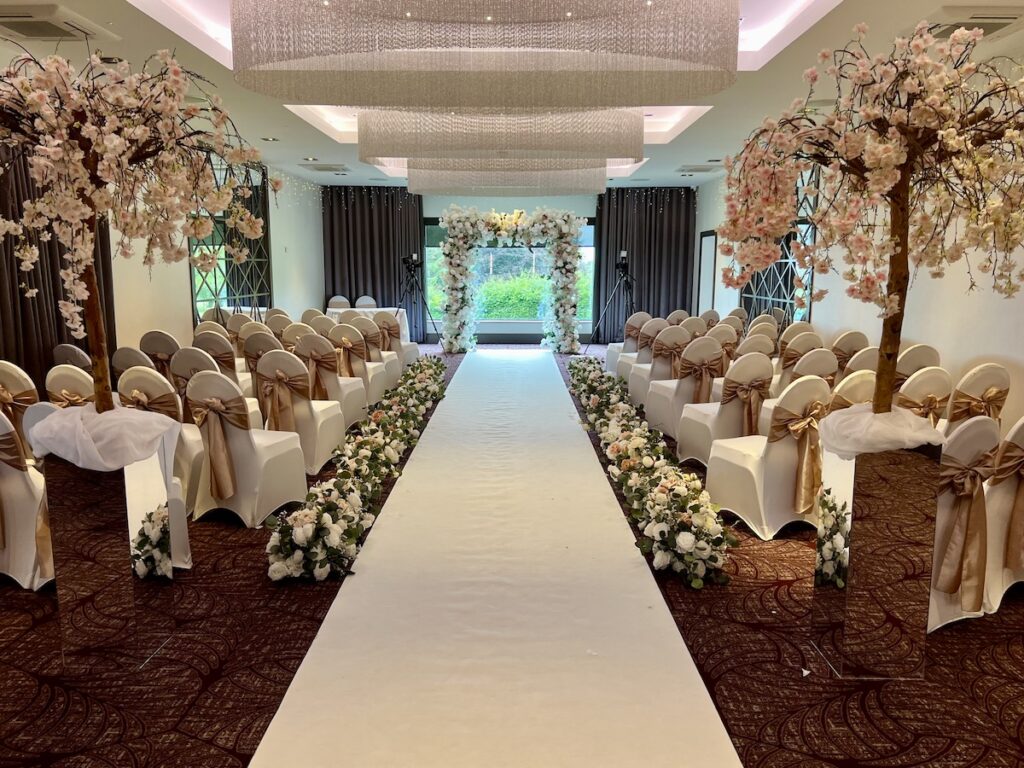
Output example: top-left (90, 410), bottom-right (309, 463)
top-left (327, 295), bottom-right (378, 309)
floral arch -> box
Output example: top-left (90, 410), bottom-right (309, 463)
top-left (438, 205), bottom-right (587, 353)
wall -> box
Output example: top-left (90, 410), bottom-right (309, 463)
top-left (694, 175), bottom-right (738, 316)
top-left (268, 170), bottom-right (325, 316)
top-left (422, 194), bottom-right (598, 218)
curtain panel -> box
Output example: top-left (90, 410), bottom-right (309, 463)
top-left (592, 187), bottom-right (697, 343)
top-left (322, 186), bottom-right (426, 342)
top-left (0, 150), bottom-right (117, 388)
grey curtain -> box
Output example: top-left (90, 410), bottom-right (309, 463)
top-left (591, 187), bottom-right (697, 343)
top-left (322, 186), bottom-right (426, 342)
top-left (0, 149), bottom-right (117, 388)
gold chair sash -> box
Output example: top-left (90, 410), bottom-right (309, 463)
top-left (361, 327), bottom-right (383, 353)
top-left (300, 350), bottom-right (339, 401)
top-left (0, 384), bottom-right (38, 457)
top-left (147, 351), bottom-right (173, 380)
top-left (637, 330), bottom-right (658, 351)
top-left (190, 395), bottom-right (251, 501)
top-left (706, 317), bottom-right (718, 328)
top-left (650, 339), bottom-right (687, 379)
top-left (118, 389), bottom-right (181, 422)
top-left (990, 441), bottom-right (1024, 572)
top-left (376, 320), bottom-right (400, 352)
top-left (937, 452), bottom-right (994, 612)
top-left (678, 357), bottom-right (725, 405)
top-left (0, 430), bottom-right (30, 550)
top-left (896, 392), bottom-right (950, 428)
top-left (48, 389), bottom-right (93, 408)
top-left (768, 400), bottom-right (827, 517)
top-left (207, 348), bottom-right (238, 376)
top-left (778, 340), bottom-right (789, 360)
top-left (170, 371), bottom-right (200, 425)
top-left (258, 369), bottom-right (310, 433)
top-left (721, 377), bottom-right (771, 437)
top-left (892, 371), bottom-right (910, 392)
top-left (227, 329), bottom-right (243, 356)
top-left (780, 345), bottom-right (806, 370)
top-left (832, 347), bottom-right (853, 374)
top-left (333, 337), bottom-right (367, 378)
top-left (624, 321), bottom-right (643, 343)
top-left (720, 340), bottom-right (737, 361)
top-left (949, 387), bottom-right (1009, 425)
top-left (828, 392), bottom-right (857, 414)
top-left (244, 349), bottom-right (265, 375)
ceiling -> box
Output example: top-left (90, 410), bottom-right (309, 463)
top-left (3, 1), bottom-right (1024, 190)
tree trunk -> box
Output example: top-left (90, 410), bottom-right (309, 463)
top-left (81, 216), bottom-right (114, 413)
top-left (872, 166), bottom-right (912, 414)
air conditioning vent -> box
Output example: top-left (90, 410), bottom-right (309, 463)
top-left (0, 5), bottom-right (116, 41)
top-left (677, 165), bottom-right (717, 174)
top-left (915, 6), bottom-right (1024, 42)
top-left (300, 163), bottom-right (350, 174)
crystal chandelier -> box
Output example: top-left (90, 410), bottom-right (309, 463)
top-left (406, 164), bottom-right (608, 196)
top-left (231, 0), bottom-right (739, 109)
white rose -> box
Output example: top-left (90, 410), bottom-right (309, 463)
top-left (693, 560), bottom-right (707, 578)
top-left (134, 560), bottom-right (149, 578)
top-left (313, 563), bottom-right (331, 581)
top-left (821, 542), bottom-right (833, 560)
top-left (642, 456), bottom-right (654, 468)
top-left (822, 560), bottom-right (836, 576)
top-left (694, 540), bottom-right (712, 559)
top-left (839, 548), bottom-right (849, 567)
top-left (652, 548), bottom-right (673, 570)
top-left (831, 532), bottom-right (845, 551)
top-left (268, 561), bottom-right (290, 581)
top-left (675, 531), bottom-right (696, 553)
top-left (643, 521), bottom-right (670, 541)
top-left (384, 445), bottom-right (400, 464)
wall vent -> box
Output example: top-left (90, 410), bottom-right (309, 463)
top-left (299, 163), bottom-right (350, 174)
top-left (0, 4), bottom-right (116, 41)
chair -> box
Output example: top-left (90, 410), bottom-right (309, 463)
top-left (111, 347), bottom-right (154, 381)
top-left (226, 313), bottom-right (252, 353)
top-left (310, 314), bottom-right (337, 338)
top-left (896, 367), bottom-right (953, 428)
top-left (239, 321), bottom-right (273, 348)
top-left (706, 324), bottom-right (738, 368)
top-left (719, 315), bottom-right (744, 335)
top-left (760, 347), bottom-right (837, 435)
top-left (327, 295), bottom-right (351, 309)
top-left (844, 345), bottom-right (879, 376)
top-left (775, 320), bottom-right (814, 367)
top-left (616, 318), bottom-right (668, 381)
top-left (0, 362), bottom-right (39, 457)
top-left (194, 320), bottom-right (230, 339)
top-left (700, 309), bottom-right (720, 328)
top-left (604, 311), bottom-right (651, 375)
top-left (354, 295), bottom-right (378, 308)
top-left (709, 333), bottom-right (776, 402)
top-left (707, 375), bottom-right (831, 540)
top-left (282, 322), bottom-right (317, 352)
top-left (748, 313), bottom-right (777, 332)
top-left (728, 307), bottom-right (748, 321)
top-left (829, 369), bottom-right (876, 413)
top-left (139, 330), bottom-right (181, 382)
top-left (265, 308), bottom-right (291, 321)
top-left (187, 371), bottom-right (307, 528)
top-left (350, 315), bottom-right (402, 390)
top-left (329, 324), bottom-right (388, 406)
top-left (193, 331), bottom-right (255, 397)
top-left (831, 330), bottom-right (870, 381)
top-left (200, 307), bottom-right (230, 324)
top-left (771, 307), bottom-right (786, 325)
top-left (677, 352), bottom-right (774, 466)
top-left (929, 415), bottom-right (1000, 632)
top-left (984, 413), bottom-right (1024, 613)
top-left (665, 309), bottom-right (690, 325)
top-left (337, 309), bottom-right (361, 324)
top-left (243, 331), bottom-right (284, 376)
top-left (627, 325), bottom-right (690, 407)
top-left (944, 363), bottom-right (1011, 435)
top-left (53, 343), bottom-right (92, 371)
top-left (301, 308), bottom-right (326, 325)
top-left (376, 310), bottom-right (419, 368)
top-left (266, 313), bottom-right (293, 340)
top-left (644, 336), bottom-right (723, 440)
top-left (170, 347), bottom-right (263, 430)
top-left (45, 365), bottom-right (94, 408)
top-left (294, 332), bottom-right (368, 430)
top-left (256, 350), bottom-right (347, 475)
top-left (679, 316), bottom-right (708, 340)
top-left (118, 365), bottom-right (204, 517)
top-left (747, 322), bottom-right (779, 354)
top-left (773, 331), bottom-right (823, 396)
top-left (0, 411), bottom-right (52, 590)
top-left (894, 344), bottom-right (941, 390)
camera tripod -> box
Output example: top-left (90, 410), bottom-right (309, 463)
top-left (585, 258), bottom-right (636, 354)
top-left (397, 255), bottom-right (446, 356)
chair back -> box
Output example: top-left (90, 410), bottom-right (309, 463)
top-left (778, 332), bottom-right (823, 392)
top-left (328, 295), bottom-right (351, 309)
top-left (946, 363), bottom-right (1011, 434)
top-left (266, 314), bottom-right (292, 339)
top-left (649, 326), bottom-right (691, 380)
top-left (706, 324), bottom-right (736, 346)
top-left (193, 331), bottom-right (241, 383)
top-left (239, 321), bottom-right (272, 343)
top-left (329, 324), bottom-right (371, 379)
top-left (282, 322), bottom-right (316, 350)
top-left (771, 307), bottom-right (786, 325)
top-left (748, 313), bottom-right (777, 331)
top-left (778, 320), bottom-right (814, 354)
top-left (53, 343), bottom-right (92, 371)
top-left (719, 315), bottom-right (744, 334)
top-left (763, 376), bottom-right (832, 516)
top-left (673, 336), bottom-right (723, 406)
top-left (256, 349), bottom-right (315, 432)
top-left (845, 345), bottom-right (879, 375)
top-left (169, 347), bottom-right (218, 405)
top-left (227, 313), bottom-right (252, 337)
top-left (310, 314), bottom-right (337, 338)
top-left (831, 330), bottom-right (870, 378)
top-left (301, 308), bottom-right (325, 325)
top-left (355, 295), bottom-right (378, 308)
top-left (350, 316), bottom-right (388, 362)
top-left (621, 311), bottom-right (652, 353)
top-left (679, 316), bottom-right (707, 339)
top-left (295, 332), bottom-right (344, 401)
top-left (0, 361), bottom-right (38, 453)
top-left (265, 308), bottom-right (290, 321)
top-left (728, 307), bottom-right (748, 321)
top-left (895, 344), bottom-right (941, 388)
top-left (111, 347), bottom-right (154, 379)
top-left (200, 307), bottom-right (230, 324)
top-left (719, 352), bottom-right (774, 436)
top-left (139, 330), bottom-right (181, 381)
top-left (0, 411), bottom-right (34, 505)
top-left (244, 331), bottom-right (283, 374)
top-left (793, 348), bottom-right (839, 384)
top-left (830, 369), bottom-right (876, 411)
top-left (335, 309), bottom-right (359, 324)
top-left (375, 311), bottom-right (403, 351)
top-left (117, 366), bottom-right (182, 421)
top-left (45, 364), bottom-right (94, 407)
top-left (186, 371), bottom-right (257, 493)
top-left (194, 320), bottom-right (229, 339)
top-left (748, 322), bottom-right (779, 345)
top-left (634, 318), bottom-right (669, 365)
top-left (700, 309), bottom-right (720, 327)
top-left (735, 334), bottom-right (775, 357)
top-left (665, 309), bottom-right (689, 325)
top-left (898, 366), bottom-right (953, 425)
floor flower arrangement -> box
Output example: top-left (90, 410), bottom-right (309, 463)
top-left (131, 503), bottom-right (172, 579)
top-left (266, 356), bottom-right (449, 581)
top-left (815, 488), bottom-right (850, 588)
top-left (568, 356), bottom-right (737, 588)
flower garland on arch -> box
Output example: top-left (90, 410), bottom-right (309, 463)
top-left (437, 205), bottom-right (587, 353)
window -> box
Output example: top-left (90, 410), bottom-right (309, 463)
top-left (425, 220), bottom-right (596, 324)
top-left (189, 164), bottom-right (273, 320)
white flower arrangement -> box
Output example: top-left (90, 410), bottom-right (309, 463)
top-left (568, 356), bottom-right (737, 588)
top-left (816, 488), bottom-right (851, 588)
top-left (131, 503), bottom-right (172, 579)
top-left (266, 356), bottom-right (449, 581)
top-left (534, 208), bottom-right (587, 354)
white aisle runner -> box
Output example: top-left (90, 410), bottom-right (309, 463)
top-left (252, 350), bottom-right (740, 768)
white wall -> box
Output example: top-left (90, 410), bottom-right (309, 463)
top-left (422, 194), bottom-right (598, 218)
top-left (269, 170), bottom-right (325, 316)
top-left (694, 176), bottom-right (739, 316)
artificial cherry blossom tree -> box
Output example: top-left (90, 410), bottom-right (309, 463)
top-left (0, 49), bottom-right (271, 412)
top-left (718, 22), bottom-right (1024, 412)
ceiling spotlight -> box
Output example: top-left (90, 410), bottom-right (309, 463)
top-left (303, 156), bottom-right (318, 161)
top-left (261, 136), bottom-right (280, 141)
top-left (485, 15), bottom-right (492, 21)
top-left (565, 11), bottom-right (572, 17)
top-left (405, 11), bottom-right (411, 17)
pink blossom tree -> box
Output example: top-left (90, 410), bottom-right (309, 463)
top-left (718, 22), bottom-right (1024, 412)
top-left (0, 49), bottom-right (273, 412)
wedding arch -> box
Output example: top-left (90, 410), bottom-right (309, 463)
top-left (437, 205), bottom-right (587, 353)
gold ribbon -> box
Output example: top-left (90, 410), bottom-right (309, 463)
top-left (244, 349), bottom-right (265, 375)
top-left (678, 357), bottom-right (724, 405)
top-left (207, 348), bottom-right (237, 376)
top-left (706, 317), bottom-right (718, 328)
top-left (332, 337), bottom-right (367, 379)
top-left (832, 346), bottom-right (853, 374)
top-left (637, 329), bottom-right (659, 352)
top-left (721, 377), bottom-right (771, 437)
top-left (361, 327), bottom-right (383, 353)
top-left (720, 340), bottom-right (737, 361)
top-left (949, 387), bottom-right (1009, 425)
top-left (896, 392), bottom-right (950, 428)
top-left (376, 320), bottom-right (401, 352)
top-left (624, 320), bottom-right (643, 343)
top-left (780, 345), bottom-right (805, 370)
top-left (190, 395), bottom-right (251, 501)
top-left (828, 392), bottom-right (857, 414)
top-left (778, 340), bottom-right (789, 360)
top-left (258, 369), bottom-right (310, 432)
top-left (118, 389), bottom-right (181, 422)
top-left (0, 384), bottom-right (38, 457)
top-left (768, 400), bottom-right (827, 517)
top-left (170, 371), bottom-right (200, 425)
top-left (0, 430), bottom-right (30, 549)
top-left (651, 339), bottom-right (688, 379)
top-left (147, 351), bottom-right (173, 380)
top-left (299, 350), bottom-right (338, 401)
top-left (990, 441), bottom-right (1024, 572)
top-left (937, 452), bottom-right (994, 612)
top-left (48, 389), bottom-right (93, 408)
top-left (227, 329), bottom-right (243, 356)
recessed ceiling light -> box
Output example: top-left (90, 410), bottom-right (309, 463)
top-left (485, 15), bottom-right (492, 21)
top-left (565, 11), bottom-right (572, 17)
top-left (261, 136), bottom-right (280, 142)
top-left (303, 156), bottom-right (318, 161)
top-left (405, 11), bottom-right (411, 17)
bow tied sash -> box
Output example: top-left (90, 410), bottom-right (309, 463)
top-left (678, 357), bottom-right (725, 405)
top-left (623, 321), bottom-right (643, 344)
top-left (207, 348), bottom-right (238, 376)
top-left (361, 327), bottom-right (383, 354)
top-left (651, 339), bottom-right (687, 379)
top-left (637, 330), bottom-right (657, 352)
top-left (170, 370), bottom-right (201, 424)
top-left (118, 389), bottom-right (181, 421)
top-left (258, 369), bottom-right (311, 432)
top-left (721, 377), bottom-right (771, 437)
top-left (896, 392), bottom-right (950, 427)
top-left (333, 337), bottom-right (367, 378)
top-left (720, 340), bottom-right (738, 362)
top-left (780, 345), bottom-right (807, 370)
top-left (949, 387), bottom-right (1009, 425)
top-left (190, 396), bottom-right (251, 501)
top-left (0, 384), bottom-right (38, 456)
top-left (937, 452), bottom-right (995, 612)
top-left (0, 430), bottom-right (29, 550)
top-left (990, 441), bottom-right (1024, 572)
top-left (377, 321), bottom-right (400, 352)
top-left (48, 389), bottom-right (93, 408)
top-left (245, 349), bottom-right (265, 375)
top-left (768, 400), bottom-right (827, 517)
top-left (832, 346), bottom-right (853, 374)
top-left (300, 350), bottom-right (339, 400)
top-left (147, 351), bottom-right (173, 380)
top-left (828, 393), bottom-right (858, 414)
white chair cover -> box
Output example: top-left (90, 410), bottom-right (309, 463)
top-left (605, 311), bottom-right (651, 374)
top-left (616, 318), bottom-right (669, 382)
top-left (644, 336), bottom-right (723, 439)
top-left (112, 347), bottom-right (155, 380)
top-left (984, 413), bottom-right (1024, 613)
top-left (944, 363), bottom-right (1011, 435)
top-left (896, 367), bottom-right (952, 428)
top-left (265, 308), bottom-right (291, 321)
top-left (894, 344), bottom-right (941, 391)
top-left (628, 325), bottom-right (690, 407)
top-left (140, 330), bottom-right (181, 382)
top-left (45, 365), bottom-right (94, 409)
top-left (295, 331), bottom-right (368, 430)
top-left (53, 343), bottom-right (92, 371)
top-left (328, 295), bottom-right (351, 309)
top-left (0, 411), bottom-right (52, 590)
top-left (355, 295), bottom-right (378, 308)
top-left (665, 309), bottom-right (689, 325)
top-left (301, 308), bottom-right (326, 325)
top-left (350, 316), bottom-right (402, 390)
top-left (329, 324), bottom-right (388, 406)
top-left (194, 320), bottom-right (230, 339)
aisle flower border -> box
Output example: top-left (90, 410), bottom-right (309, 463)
top-left (265, 356), bottom-right (449, 581)
top-left (567, 356), bottom-right (737, 588)
top-left (437, 205), bottom-right (586, 353)
top-left (131, 503), bottom-right (171, 579)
